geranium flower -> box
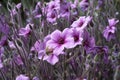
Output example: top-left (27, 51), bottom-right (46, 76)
top-left (83, 30), bottom-right (95, 52)
top-left (31, 35), bottom-right (51, 53)
top-left (103, 26), bottom-right (116, 41)
top-left (59, 2), bottom-right (71, 18)
top-left (47, 10), bottom-right (58, 23)
top-left (31, 40), bottom-right (45, 52)
top-left (47, 29), bottom-right (74, 55)
top-left (79, 0), bottom-right (89, 11)
top-left (71, 16), bottom-right (92, 30)
top-left (16, 74), bottom-right (29, 80)
top-left (103, 18), bottom-right (119, 41)
top-left (18, 24), bottom-right (33, 37)
top-left (47, 1), bottom-right (59, 12)
top-left (70, 28), bottom-right (83, 47)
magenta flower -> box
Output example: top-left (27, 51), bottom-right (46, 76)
top-left (59, 2), bottom-right (71, 18)
top-left (79, 0), bottom-right (89, 11)
top-left (103, 18), bottom-right (119, 41)
top-left (71, 16), bottom-right (92, 30)
top-left (32, 35), bottom-right (59, 65)
top-left (70, 28), bottom-right (83, 47)
top-left (103, 26), bottom-right (116, 41)
top-left (47, 1), bottom-right (59, 12)
top-left (31, 35), bottom-right (51, 52)
top-left (31, 40), bottom-right (45, 52)
top-left (19, 24), bottom-right (33, 37)
top-left (16, 74), bottom-right (29, 80)
top-left (83, 30), bottom-right (95, 52)
top-left (47, 10), bottom-right (58, 23)
top-left (47, 29), bottom-right (74, 55)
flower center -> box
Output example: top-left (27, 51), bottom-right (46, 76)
top-left (51, 13), bottom-right (56, 18)
top-left (58, 38), bottom-right (65, 44)
top-left (78, 21), bottom-right (84, 27)
top-left (74, 35), bottom-right (79, 42)
top-left (65, 8), bottom-right (69, 12)
top-left (83, 40), bottom-right (89, 47)
top-left (51, 5), bottom-right (55, 9)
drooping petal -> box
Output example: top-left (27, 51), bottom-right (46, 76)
top-left (46, 54), bottom-right (59, 65)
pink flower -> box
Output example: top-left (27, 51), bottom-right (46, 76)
top-left (47, 29), bottom-right (74, 55)
top-left (47, 1), bottom-right (59, 12)
top-left (70, 28), bottom-right (83, 47)
top-left (103, 18), bottom-right (119, 41)
top-left (59, 2), bottom-right (71, 18)
top-left (31, 40), bottom-right (45, 52)
top-left (71, 16), bottom-right (92, 30)
top-left (47, 10), bottom-right (58, 23)
top-left (83, 30), bottom-right (95, 52)
top-left (19, 24), bottom-right (33, 37)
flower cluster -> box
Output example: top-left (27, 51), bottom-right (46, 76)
top-left (0, 0), bottom-right (120, 80)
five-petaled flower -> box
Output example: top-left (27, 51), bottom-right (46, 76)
top-left (47, 29), bottom-right (74, 55)
top-left (71, 16), bottom-right (92, 30)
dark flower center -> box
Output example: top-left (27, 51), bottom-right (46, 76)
top-left (58, 38), bottom-right (65, 44)
top-left (51, 5), bottom-right (55, 9)
top-left (78, 21), bottom-right (84, 27)
top-left (85, 4), bottom-right (89, 8)
top-left (65, 8), bottom-right (69, 12)
top-left (83, 40), bottom-right (89, 47)
top-left (74, 35), bottom-right (79, 42)
top-left (51, 13), bottom-right (56, 18)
